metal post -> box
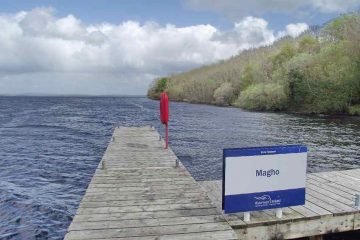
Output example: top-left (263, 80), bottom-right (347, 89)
top-left (165, 124), bottom-right (168, 149)
top-left (244, 212), bottom-right (250, 222)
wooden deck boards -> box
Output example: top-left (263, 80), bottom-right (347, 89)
top-left (199, 169), bottom-right (360, 239)
top-left (65, 126), bottom-right (237, 240)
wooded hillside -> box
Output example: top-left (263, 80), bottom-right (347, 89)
top-left (148, 14), bottom-right (360, 115)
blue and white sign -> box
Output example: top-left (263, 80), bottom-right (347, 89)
top-left (222, 145), bottom-right (307, 214)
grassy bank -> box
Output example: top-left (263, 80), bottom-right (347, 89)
top-left (148, 14), bottom-right (360, 116)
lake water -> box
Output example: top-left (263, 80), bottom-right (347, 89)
top-left (0, 96), bottom-right (359, 239)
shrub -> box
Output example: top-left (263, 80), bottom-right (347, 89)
top-left (240, 63), bottom-right (264, 90)
top-left (147, 78), bottom-right (168, 99)
top-left (236, 83), bottom-right (288, 111)
top-left (349, 105), bottom-right (360, 116)
top-left (167, 84), bottom-right (184, 101)
top-left (298, 35), bottom-right (320, 54)
top-left (213, 82), bottom-right (235, 105)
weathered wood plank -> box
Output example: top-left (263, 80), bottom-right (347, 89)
top-left (72, 208), bottom-right (220, 222)
top-left (90, 179), bottom-right (194, 185)
top-left (76, 202), bottom-right (216, 215)
top-left (315, 172), bottom-right (360, 192)
top-left (306, 182), bottom-right (354, 206)
top-left (306, 189), bottom-right (355, 214)
top-left (82, 188), bottom-right (204, 197)
top-left (85, 184), bottom-right (200, 192)
top-left (302, 201), bottom-right (332, 216)
top-left (88, 182), bottom-right (199, 189)
top-left (290, 205), bottom-right (319, 218)
top-left (81, 192), bottom-right (208, 202)
top-left (307, 175), bottom-right (356, 199)
top-left (76, 230), bottom-right (238, 240)
top-left (69, 215), bottom-right (226, 231)
top-left (66, 222), bottom-right (233, 239)
top-left (79, 196), bottom-right (212, 208)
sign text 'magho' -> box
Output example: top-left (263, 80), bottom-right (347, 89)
top-left (256, 169), bottom-right (280, 177)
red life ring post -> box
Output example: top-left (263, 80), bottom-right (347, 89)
top-left (160, 92), bottom-right (169, 149)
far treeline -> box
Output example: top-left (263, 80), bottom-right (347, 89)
top-left (148, 14), bottom-right (360, 115)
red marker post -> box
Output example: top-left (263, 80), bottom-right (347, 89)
top-left (160, 92), bottom-right (169, 149)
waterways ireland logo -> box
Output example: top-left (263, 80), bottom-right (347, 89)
top-left (254, 195), bottom-right (271, 201)
top-left (254, 194), bottom-right (281, 208)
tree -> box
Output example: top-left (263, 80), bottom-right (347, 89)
top-left (213, 82), bottom-right (235, 105)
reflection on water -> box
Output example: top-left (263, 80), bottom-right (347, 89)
top-left (0, 96), bottom-right (359, 239)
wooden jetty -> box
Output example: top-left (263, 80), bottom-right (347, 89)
top-left (65, 126), bottom-right (237, 240)
top-left (66, 126), bottom-right (360, 240)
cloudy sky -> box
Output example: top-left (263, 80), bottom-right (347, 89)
top-left (1, 0), bottom-right (359, 95)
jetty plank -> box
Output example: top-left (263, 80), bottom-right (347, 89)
top-left (65, 127), bottom-right (237, 240)
top-left (307, 177), bottom-right (355, 200)
top-left (72, 208), bottom-right (220, 223)
top-left (65, 222), bottom-right (233, 239)
top-left (289, 205), bottom-right (319, 218)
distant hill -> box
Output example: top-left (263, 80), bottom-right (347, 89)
top-left (148, 13), bottom-right (360, 115)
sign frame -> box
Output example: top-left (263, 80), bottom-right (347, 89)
top-left (222, 145), bottom-right (307, 214)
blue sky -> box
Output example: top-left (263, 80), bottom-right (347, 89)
top-left (1, 0), bottom-right (346, 30)
top-left (1, 0), bottom-right (226, 28)
top-left (0, 0), bottom-right (359, 95)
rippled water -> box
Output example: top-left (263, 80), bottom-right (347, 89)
top-left (0, 96), bottom-right (359, 239)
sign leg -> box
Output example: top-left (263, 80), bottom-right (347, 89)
top-left (276, 208), bottom-right (283, 218)
top-left (244, 212), bottom-right (250, 222)
top-left (355, 193), bottom-right (360, 209)
top-left (101, 160), bottom-right (106, 170)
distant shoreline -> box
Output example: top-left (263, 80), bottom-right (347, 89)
top-left (148, 95), bottom-right (360, 118)
top-left (0, 95), bottom-right (147, 98)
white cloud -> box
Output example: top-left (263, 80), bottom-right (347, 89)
top-left (311, 0), bottom-right (360, 12)
top-left (185, 0), bottom-right (360, 18)
top-left (278, 23), bottom-right (309, 38)
top-left (214, 17), bottom-right (276, 48)
top-left (0, 8), bottom-right (308, 95)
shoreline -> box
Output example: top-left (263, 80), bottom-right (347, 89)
top-left (148, 96), bottom-right (360, 118)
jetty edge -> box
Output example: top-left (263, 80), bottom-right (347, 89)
top-left (64, 126), bottom-right (237, 240)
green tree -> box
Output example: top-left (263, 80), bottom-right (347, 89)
top-left (213, 82), bottom-right (235, 105)
top-left (240, 63), bottom-right (264, 90)
top-left (298, 35), bottom-right (320, 54)
top-left (155, 78), bottom-right (168, 93)
top-left (236, 83), bottom-right (288, 111)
